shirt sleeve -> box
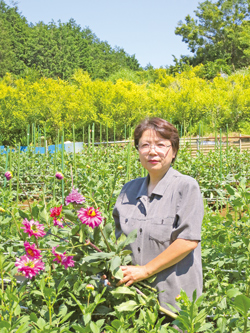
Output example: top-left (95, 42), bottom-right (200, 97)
top-left (171, 176), bottom-right (204, 242)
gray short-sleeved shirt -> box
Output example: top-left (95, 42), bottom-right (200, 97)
top-left (113, 166), bottom-right (204, 310)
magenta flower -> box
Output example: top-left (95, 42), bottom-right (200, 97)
top-left (77, 207), bottom-right (103, 229)
top-left (4, 171), bottom-right (13, 180)
top-left (55, 172), bottom-right (64, 180)
top-left (52, 247), bottom-right (75, 269)
top-left (53, 218), bottom-right (64, 228)
top-left (65, 188), bottom-right (85, 206)
top-left (21, 219), bottom-right (46, 239)
top-left (24, 241), bottom-right (42, 259)
top-left (15, 255), bottom-right (45, 279)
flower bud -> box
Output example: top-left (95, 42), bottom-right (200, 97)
top-left (55, 172), bottom-right (64, 180)
top-left (4, 171), bottom-right (13, 180)
top-left (86, 284), bottom-right (94, 291)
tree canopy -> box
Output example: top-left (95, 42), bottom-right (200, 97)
top-left (175, 0), bottom-right (250, 69)
top-left (0, 1), bottom-right (141, 80)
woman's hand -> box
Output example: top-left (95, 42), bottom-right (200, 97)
top-left (116, 265), bottom-right (149, 287)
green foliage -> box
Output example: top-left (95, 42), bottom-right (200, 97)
top-left (175, 0), bottom-right (250, 69)
top-left (0, 1), bottom-right (140, 81)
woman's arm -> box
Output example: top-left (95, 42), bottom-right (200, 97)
top-left (117, 238), bottom-right (198, 287)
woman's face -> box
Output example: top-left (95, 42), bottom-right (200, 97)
top-left (138, 129), bottom-right (175, 177)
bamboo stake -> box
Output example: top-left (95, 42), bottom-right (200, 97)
top-left (92, 123), bottom-right (95, 156)
top-left (220, 129), bottom-right (222, 181)
top-left (100, 123), bottom-right (102, 144)
top-left (16, 143), bottom-right (20, 205)
top-left (61, 130), bottom-right (65, 205)
top-left (106, 123), bottom-right (108, 146)
top-left (73, 124), bottom-right (76, 179)
top-left (44, 123), bottom-right (47, 155)
top-left (27, 124), bottom-right (30, 147)
top-left (4, 147), bottom-right (9, 188)
top-left (9, 149), bottom-right (12, 192)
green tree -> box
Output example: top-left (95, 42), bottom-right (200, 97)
top-left (175, 0), bottom-right (250, 69)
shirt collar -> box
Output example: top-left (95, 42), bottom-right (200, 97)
top-left (136, 176), bottom-right (149, 199)
top-left (136, 166), bottom-right (175, 198)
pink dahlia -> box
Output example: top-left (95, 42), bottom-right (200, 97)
top-left (15, 255), bottom-right (45, 279)
top-left (53, 218), bottom-right (64, 228)
top-left (21, 219), bottom-right (46, 239)
top-left (4, 171), bottom-right (13, 180)
top-left (77, 207), bottom-right (103, 229)
top-left (52, 247), bottom-right (75, 269)
top-left (55, 172), bottom-right (64, 180)
top-left (24, 241), bottom-right (42, 259)
top-left (50, 205), bottom-right (62, 218)
top-left (65, 188), bottom-right (85, 206)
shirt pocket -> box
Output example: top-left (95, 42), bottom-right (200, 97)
top-left (119, 215), bottom-right (136, 237)
top-left (148, 217), bottom-right (175, 245)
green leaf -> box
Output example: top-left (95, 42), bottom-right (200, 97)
top-left (217, 317), bottom-right (227, 333)
top-left (90, 321), bottom-right (101, 333)
top-left (32, 205), bottom-right (39, 219)
top-left (18, 209), bottom-right (29, 220)
top-left (227, 288), bottom-right (241, 298)
top-left (0, 321), bottom-right (11, 329)
top-left (58, 303), bottom-right (67, 317)
top-left (234, 294), bottom-right (250, 317)
top-left (30, 312), bottom-right (38, 323)
top-left (114, 300), bottom-right (139, 312)
top-left (55, 246), bottom-right (67, 254)
top-left (44, 287), bottom-right (56, 298)
top-left (38, 206), bottom-right (49, 224)
top-left (116, 229), bottom-right (138, 253)
top-left (110, 255), bottom-right (121, 273)
top-left (146, 308), bottom-right (157, 325)
top-left (59, 311), bottom-right (74, 324)
top-left (63, 209), bottom-right (78, 222)
top-left (36, 317), bottom-right (46, 329)
top-left (103, 223), bottom-right (113, 239)
top-left (111, 286), bottom-right (136, 297)
top-left (84, 252), bottom-right (115, 262)
top-left (225, 185), bottom-right (235, 195)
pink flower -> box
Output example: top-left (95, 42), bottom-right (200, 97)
top-left (55, 172), bottom-right (64, 180)
top-left (65, 188), bottom-right (85, 206)
top-left (50, 205), bottom-right (62, 218)
top-left (21, 219), bottom-right (46, 239)
top-left (53, 218), bottom-right (64, 228)
top-left (77, 207), bottom-right (103, 229)
top-left (52, 247), bottom-right (75, 269)
top-left (15, 255), bottom-right (45, 279)
top-left (4, 171), bottom-right (13, 180)
top-left (24, 241), bottom-right (42, 259)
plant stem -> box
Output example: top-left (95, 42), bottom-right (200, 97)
top-left (17, 179), bottom-right (33, 218)
top-left (84, 239), bottom-right (102, 252)
top-left (99, 227), bottom-right (112, 252)
top-left (134, 285), bottom-right (178, 319)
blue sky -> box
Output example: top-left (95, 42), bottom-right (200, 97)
top-left (12, 0), bottom-right (202, 68)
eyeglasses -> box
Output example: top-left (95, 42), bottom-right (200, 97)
top-left (138, 143), bottom-right (172, 154)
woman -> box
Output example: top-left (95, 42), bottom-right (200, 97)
top-left (113, 117), bottom-right (203, 312)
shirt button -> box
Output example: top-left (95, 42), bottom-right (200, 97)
top-left (138, 247), bottom-right (141, 252)
top-left (125, 218), bottom-right (128, 223)
top-left (140, 228), bottom-right (142, 233)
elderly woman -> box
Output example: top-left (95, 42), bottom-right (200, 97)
top-left (113, 117), bottom-right (203, 313)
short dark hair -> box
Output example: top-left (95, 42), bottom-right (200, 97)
top-left (134, 117), bottom-right (179, 163)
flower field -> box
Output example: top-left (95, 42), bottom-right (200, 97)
top-left (0, 142), bottom-right (250, 332)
